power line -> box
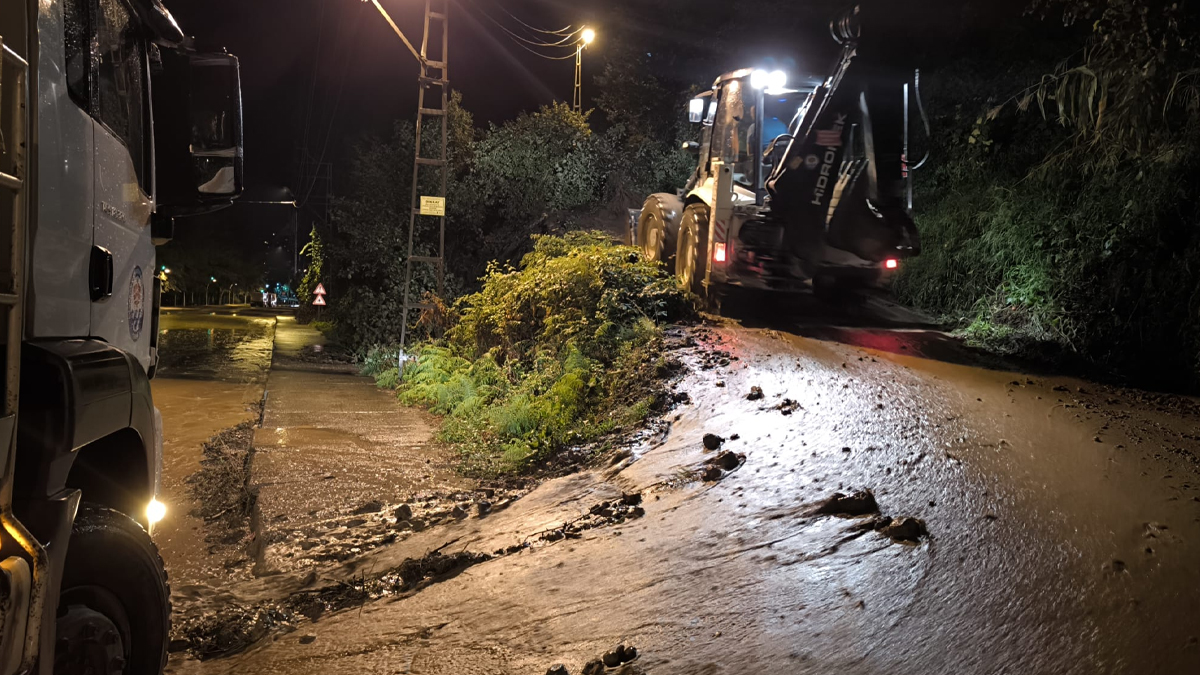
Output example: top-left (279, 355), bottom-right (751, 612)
top-left (299, 0), bottom-right (329, 158)
top-left (481, 0), bottom-right (575, 37)
top-left (473, 1), bottom-right (582, 60)
top-left (300, 7), bottom-right (365, 208)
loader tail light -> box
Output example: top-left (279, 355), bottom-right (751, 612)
top-left (885, 258), bottom-right (899, 270)
top-left (713, 243), bottom-right (727, 263)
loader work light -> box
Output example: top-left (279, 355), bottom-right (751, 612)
top-left (885, 258), bottom-right (899, 270)
top-left (689, 98), bottom-right (705, 123)
top-left (713, 243), bottom-right (728, 263)
top-left (751, 69), bottom-right (788, 91)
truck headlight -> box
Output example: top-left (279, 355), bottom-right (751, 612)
top-left (146, 499), bottom-right (167, 525)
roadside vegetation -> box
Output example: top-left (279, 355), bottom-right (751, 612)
top-left (895, 0), bottom-right (1200, 387)
top-left (364, 232), bottom-right (690, 475)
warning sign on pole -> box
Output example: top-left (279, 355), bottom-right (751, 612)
top-left (313, 295), bottom-right (327, 306)
top-left (313, 283), bottom-right (327, 296)
top-left (419, 196), bottom-right (446, 217)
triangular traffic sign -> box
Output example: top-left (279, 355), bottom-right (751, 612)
top-left (313, 295), bottom-right (327, 306)
top-left (313, 283), bottom-right (327, 296)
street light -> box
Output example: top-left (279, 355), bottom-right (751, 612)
top-left (574, 27), bottom-right (596, 112)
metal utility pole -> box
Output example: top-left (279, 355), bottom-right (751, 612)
top-left (573, 45), bottom-right (582, 112)
top-left (398, 0), bottom-right (450, 353)
top-left (572, 28), bottom-right (595, 113)
top-left (366, 0), bottom-right (449, 353)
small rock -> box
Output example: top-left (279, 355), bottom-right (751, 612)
top-left (299, 540), bottom-right (318, 550)
top-left (479, 488), bottom-right (496, 499)
top-left (451, 505), bottom-right (468, 519)
top-left (715, 451), bottom-right (742, 471)
top-left (582, 660), bottom-right (606, 675)
top-left (621, 492), bottom-right (643, 506)
top-left (880, 516), bottom-right (927, 542)
top-left (344, 517), bottom-right (367, 528)
top-left (703, 433), bottom-right (725, 450)
top-left (747, 386), bottom-right (764, 401)
top-left (409, 517), bottom-right (426, 531)
top-left (477, 500), bottom-right (492, 516)
top-left (620, 645), bottom-right (639, 662)
top-left (298, 634), bottom-right (316, 645)
top-left (701, 465), bottom-right (723, 482)
top-left (353, 501), bottom-right (384, 515)
top-left (671, 391), bottom-right (691, 404)
top-left (168, 639), bottom-right (191, 653)
top-left (394, 504), bottom-right (413, 521)
top-left (545, 665), bottom-right (569, 675)
top-left (813, 489), bottom-right (879, 517)
top-left (603, 646), bottom-right (625, 667)
top-left (716, 381), bottom-right (726, 388)
top-left (730, 433), bottom-right (740, 441)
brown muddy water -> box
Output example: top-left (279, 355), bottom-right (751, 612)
top-left (153, 310), bottom-right (277, 589)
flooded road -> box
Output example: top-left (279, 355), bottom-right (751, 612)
top-left (153, 309), bottom-right (277, 587)
top-left (157, 309), bottom-right (1200, 675)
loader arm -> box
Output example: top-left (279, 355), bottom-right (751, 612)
top-left (765, 3), bottom-right (921, 264)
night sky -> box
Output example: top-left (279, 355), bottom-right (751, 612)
top-left (169, 0), bottom-right (604, 192)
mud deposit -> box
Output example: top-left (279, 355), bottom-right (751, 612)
top-left (186, 420), bottom-right (260, 562)
top-left (172, 489), bottom-right (648, 661)
top-left (173, 548), bottom-right (491, 660)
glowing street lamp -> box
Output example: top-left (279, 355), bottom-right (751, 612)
top-left (574, 27), bottom-right (597, 112)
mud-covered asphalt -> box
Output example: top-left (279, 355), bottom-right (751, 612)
top-left (157, 298), bottom-right (1200, 675)
top-left (152, 309), bottom-right (276, 587)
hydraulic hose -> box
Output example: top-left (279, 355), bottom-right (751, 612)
top-left (911, 68), bottom-right (931, 171)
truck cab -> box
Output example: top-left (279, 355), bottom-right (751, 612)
top-left (0, 1), bottom-right (243, 673)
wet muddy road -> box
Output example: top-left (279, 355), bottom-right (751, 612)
top-left (159, 303), bottom-right (1200, 675)
top-left (152, 309), bottom-right (277, 588)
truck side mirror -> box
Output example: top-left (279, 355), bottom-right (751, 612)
top-left (190, 53), bottom-right (244, 197)
top-left (681, 141), bottom-right (701, 155)
top-left (152, 48), bottom-right (244, 216)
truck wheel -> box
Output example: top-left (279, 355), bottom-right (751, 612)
top-left (638, 198), bottom-right (676, 272)
top-left (55, 505), bottom-right (169, 675)
top-left (675, 204), bottom-right (710, 299)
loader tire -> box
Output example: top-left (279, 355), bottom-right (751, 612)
top-left (675, 204), bottom-right (710, 300)
top-left (638, 198), bottom-right (677, 272)
top-left (55, 505), bottom-right (170, 675)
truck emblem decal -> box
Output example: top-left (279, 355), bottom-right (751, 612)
top-left (811, 114), bottom-right (847, 206)
top-left (101, 201), bottom-right (127, 225)
top-left (128, 266), bottom-right (145, 341)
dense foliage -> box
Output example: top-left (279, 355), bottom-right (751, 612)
top-left (894, 0), bottom-right (1200, 386)
top-left (315, 87), bottom-right (693, 352)
top-left (366, 232), bottom-right (690, 474)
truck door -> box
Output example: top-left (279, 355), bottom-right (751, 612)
top-left (90, 0), bottom-right (154, 372)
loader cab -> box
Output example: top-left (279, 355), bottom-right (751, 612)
top-left (687, 69), bottom-right (803, 207)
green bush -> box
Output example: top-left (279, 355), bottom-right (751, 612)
top-left (895, 59), bottom-right (1200, 385)
top-left (396, 232), bottom-right (691, 475)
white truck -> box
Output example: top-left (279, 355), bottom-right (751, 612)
top-left (0, 1), bottom-right (243, 673)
